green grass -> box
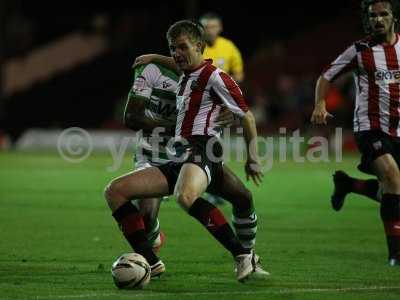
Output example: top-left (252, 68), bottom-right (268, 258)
top-left (0, 152), bottom-right (399, 300)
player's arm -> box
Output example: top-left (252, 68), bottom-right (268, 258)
top-left (132, 54), bottom-right (180, 74)
top-left (124, 64), bottom-right (174, 135)
top-left (212, 71), bottom-right (263, 185)
top-left (123, 95), bottom-right (173, 135)
top-left (311, 44), bottom-right (357, 125)
top-left (311, 76), bottom-right (333, 125)
top-left (123, 94), bottom-right (147, 130)
top-left (241, 110), bottom-right (263, 186)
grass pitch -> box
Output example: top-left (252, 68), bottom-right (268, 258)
top-left (0, 152), bottom-right (399, 300)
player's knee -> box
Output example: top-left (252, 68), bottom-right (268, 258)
top-left (104, 180), bottom-right (122, 204)
top-left (104, 182), bottom-right (114, 204)
top-left (381, 166), bottom-right (400, 191)
top-left (175, 190), bottom-right (197, 210)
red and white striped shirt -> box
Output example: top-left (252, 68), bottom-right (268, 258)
top-left (322, 34), bottom-right (400, 136)
top-left (175, 59), bottom-right (248, 138)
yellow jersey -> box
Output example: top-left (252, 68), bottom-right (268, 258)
top-left (203, 36), bottom-right (243, 75)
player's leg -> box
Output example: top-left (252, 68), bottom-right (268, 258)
top-left (208, 165), bottom-right (269, 276)
top-left (105, 167), bottom-right (169, 211)
top-left (174, 162), bottom-right (254, 281)
top-left (104, 167), bottom-right (169, 270)
top-left (133, 158), bottom-right (166, 254)
top-left (331, 171), bottom-right (381, 211)
top-left (372, 154), bottom-right (400, 266)
top-left (352, 131), bottom-right (400, 265)
top-left (174, 163), bottom-right (209, 210)
top-left (175, 163), bottom-right (242, 254)
top-left (137, 197), bottom-right (165, 254)
top-left (210, 166), bottom-right (256, 249)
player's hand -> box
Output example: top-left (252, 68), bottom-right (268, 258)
top-left (310, 104), bottom-right (333, 125)
top-left (132, 54), bottom-right (157, 68)
top-left (245, 158), bottom-right (264, 186)
top-left (214, 107), bottom-right (235, 127)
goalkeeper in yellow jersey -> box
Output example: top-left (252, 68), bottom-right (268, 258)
top-left (200, 12), bottom-right (244, 83)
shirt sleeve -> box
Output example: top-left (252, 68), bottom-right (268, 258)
top-left (322, 44), bottom-right (358, 82)
top-left (211, 71), bottom-right (249, 117)
top-left (128, 64), bottom-right (161, 100)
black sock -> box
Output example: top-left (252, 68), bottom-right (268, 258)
top-left (112, 202), bottom-right (159, 265)
top-left (380, 194), bottom-right (400, 260)
top-left (188, 198), bottom-right (249, 257)
top-left (351, 178), bottom-right (380, 202)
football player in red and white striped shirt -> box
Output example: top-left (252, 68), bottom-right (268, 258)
top-left (311, 0), bottom-right (400, 266)
top-left (105, 20), bottom-right (267, 281)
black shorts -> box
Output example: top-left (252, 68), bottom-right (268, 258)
top-left (354, 130), bottom-right (400, 175)
top-left (157, 136), bottom-right (224, 194)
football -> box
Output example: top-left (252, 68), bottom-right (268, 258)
top-left (111, 253), bottom-right (151, 289)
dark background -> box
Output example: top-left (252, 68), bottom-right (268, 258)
top-left (0, 0), bottom-right (365, 142)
